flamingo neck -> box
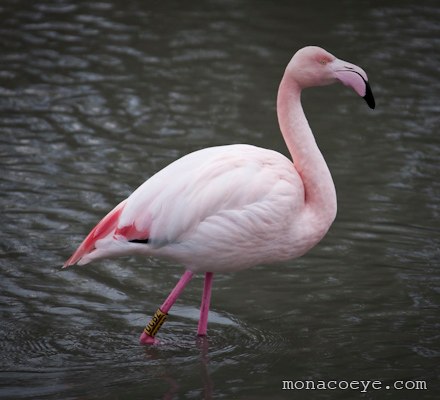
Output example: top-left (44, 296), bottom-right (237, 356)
top-left (277, 74), bottom-right (337, 223)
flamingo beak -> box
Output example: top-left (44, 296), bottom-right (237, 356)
top-left (363, 81), bottom-right (375, 109)
top-left (332, 59), bottom-right (375, 109)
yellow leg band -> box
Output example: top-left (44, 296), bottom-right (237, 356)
top-left (143, 308), bottom-right (168, 337)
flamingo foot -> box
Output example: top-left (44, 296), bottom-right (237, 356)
top-left (139, 307), bottom-right (168, 345)
top-left (197, 272), bottom-right (214, 336)
top-left (139, 331), bottom-right (158, 345)
top-left (139, 270), bottom-right (195, 345)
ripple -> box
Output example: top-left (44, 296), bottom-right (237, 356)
top-left (138, 308), bottom-right (290, 367)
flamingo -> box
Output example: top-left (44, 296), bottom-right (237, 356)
top-left (64, 46), bottom-right (375, 345)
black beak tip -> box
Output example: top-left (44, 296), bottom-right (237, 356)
top-left (363, 80), bottom-right (375, 109)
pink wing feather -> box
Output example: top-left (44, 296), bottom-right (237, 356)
top-left (64, 200), bottom-right (131, 267)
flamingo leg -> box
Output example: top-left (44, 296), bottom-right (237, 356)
top-left (139, 270), bottom-right (194, 345)
top-left (197, 272), bottom-right (214, 336)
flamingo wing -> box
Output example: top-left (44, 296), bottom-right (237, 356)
top-left (64, 144), bottom-right (303, 268)
top-left (63, 199), bottom-right (128, 267)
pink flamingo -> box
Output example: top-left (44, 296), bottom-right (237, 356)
top-left (64, 46), bottom-right (375, 344)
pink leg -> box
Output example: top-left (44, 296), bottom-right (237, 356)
top-left (197, 272), bottom-right (214, 336)
top-left (139, 270), bottom-right (194, 345)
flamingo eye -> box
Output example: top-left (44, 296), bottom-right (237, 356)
top-left (319, 59), bottom-right (327, 65)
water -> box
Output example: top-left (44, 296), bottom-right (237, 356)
top-left (1, 0), bottom-right (439, 398)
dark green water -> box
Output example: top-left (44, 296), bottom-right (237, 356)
top-left (1, 0), bottom-right (439, 399)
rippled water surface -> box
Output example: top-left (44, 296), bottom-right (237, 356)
top-left (1, 0), bottom-right (439, 399)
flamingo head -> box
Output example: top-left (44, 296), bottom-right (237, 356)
top-left (287, 46), bottom-right (375, 109)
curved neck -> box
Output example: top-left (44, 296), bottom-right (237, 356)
top-left (277, 74), bottom-right (337, 220)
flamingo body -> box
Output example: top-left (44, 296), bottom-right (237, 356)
top-left (64, 46), bottom-right (375, 344)
top-left (66, 144), bottom-right (332, 272)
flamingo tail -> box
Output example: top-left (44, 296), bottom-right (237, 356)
top-left (63, 200), bottom-right (127, 268)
